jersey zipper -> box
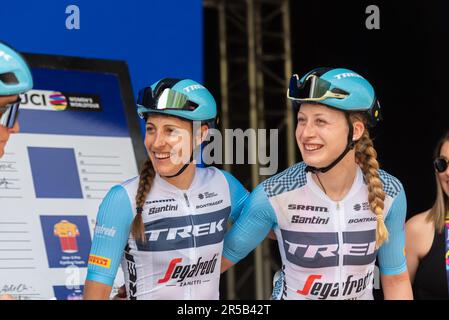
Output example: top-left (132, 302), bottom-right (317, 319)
top-left (336, 201), bottom-right (344, 300)
top-left (183, 192), bottom-right (196, 299)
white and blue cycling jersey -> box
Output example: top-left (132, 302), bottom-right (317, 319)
top-left (223, 162), bottom-right (407, 300)
top-left (86, 166), bottom-right (248, 300)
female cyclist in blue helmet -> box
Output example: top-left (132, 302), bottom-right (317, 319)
top-left (0, 42), bottom-right (33, 158)
top-left (84, 78), bottom-right (249, 300)
top-left (221, 68), bottom-right (413, 299)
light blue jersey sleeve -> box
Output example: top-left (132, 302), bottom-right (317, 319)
top-left (377, 186), bottom-right (408, 276)
top-left (223, 183), bottom-right (278, 263)
top-left (220, 170), bottom-right (250, 222)
top-left (86, 185), bottom-right (134, 286)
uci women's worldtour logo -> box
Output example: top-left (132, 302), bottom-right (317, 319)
top-left (20, 90), bottom-right (102, 112)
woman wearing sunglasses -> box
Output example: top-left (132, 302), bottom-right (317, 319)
top-left (84, 78), bottom-right (249, 299)
top-left (222, 68), bottom-right (413, 300)
top-left (0, 41), bottom-right (33, 158)
top-left (405, 131), bottom-right (449, 299)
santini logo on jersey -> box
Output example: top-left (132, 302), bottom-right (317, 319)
top-left (157, 254), bottom-right (218, 284)
top-left (288, 204), bottom-right (329, 212)
top-left (291, 215), bottom-right (329, 225)
top-left (296, 272), bottom-right (374, 299)
top-left (147, 204), bottom-right (178, 215)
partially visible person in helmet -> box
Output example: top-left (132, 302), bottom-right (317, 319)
top-left (221, 68), bottom-right (413, 300)
top-left (0, 41), bottom-right (33, 158)
top-left (84, 78), bottom-right (249, 300)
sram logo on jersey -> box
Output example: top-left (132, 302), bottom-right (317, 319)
top-left (296, 271), bottom-right (374, 299)
top-left (157, 254), bottom-right (218, 284)
top-left (281, 229), bottom-right (377, 268)
top-left (147, 204), bottom-right (178, 215)
top-left (288, 204), bottom-right (328, 212)
top-left (136, 208), bottom-right (230, 251)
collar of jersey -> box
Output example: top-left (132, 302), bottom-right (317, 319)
top-left (153, 167), bottom-right (205, 193)
top-left (306, 166), bottom-right (364, 204)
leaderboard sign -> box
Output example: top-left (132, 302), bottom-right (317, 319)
top-left (0, 54), bottom-right (147, 300)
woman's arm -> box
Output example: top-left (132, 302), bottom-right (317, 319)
top-left (83, 280), bottom-right (113, 300)
top-left (381, 271), bottom-right (413, 300)
top-left (405, 211), bottom-right (433, 284)
top-left (84, 185), bottom-right (134, 299)
top-left (221, 184), bottom-right (277, 272)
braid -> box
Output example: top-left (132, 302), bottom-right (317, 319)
top-left (352, 115), bottom-right (388, 247)
top-left (132, 159), bottom-right (155, 242)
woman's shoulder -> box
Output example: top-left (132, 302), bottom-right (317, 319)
top-left (377, 169), bottom-right (404, 198)
top-left (262, 162), bottom-right (308, 198)
top-left (406, 210), bottom-right (434, 238)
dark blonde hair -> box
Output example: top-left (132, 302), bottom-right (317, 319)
top-left (350, 113), bottom-right (388, 247)
top-left (426, 131), bottom-right (449, 233)
top-left (131, 159), bottom-right (155, 242)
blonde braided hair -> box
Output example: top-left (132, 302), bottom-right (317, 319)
top-left (351, 113), bottom-right (388, 247)
top-left (131, 159), bottom-right (155, 242)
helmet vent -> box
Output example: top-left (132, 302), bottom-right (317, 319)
top-left (0, 72), bottom-right (19, 85)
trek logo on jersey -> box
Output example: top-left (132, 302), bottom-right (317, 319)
top-left (94, 224), bottom-right (117, 238)
top-left (296, 271), bottom-right (374, 299)
top-left (157, 254), bottom-right (218, 284)
top-left (333, 72), bottom-right (364, 80)
top-left (353, 202), bottom-right (370, 212)
top-left (88, 254), bottom-right (111, 268)
top-left (291, 215), bottom-right (329, 225)
top-left (147, 204), bottom-right (178, 215)
top-left (282, 230), bottom-right (377, 268)
top-left (137, 208), bottom-right (230, 252)
top-left (288, 204), bottom-right (329, 213)
top-left (19, 90), bottom-right (101, 112)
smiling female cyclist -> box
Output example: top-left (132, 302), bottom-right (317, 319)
top-left (221, 68), bottom-right (413, 300)
top-left (84, 78), bottom-right (248, 300)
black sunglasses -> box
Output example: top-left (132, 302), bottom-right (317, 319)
top-left (434, 157), bottom-right (449, 173)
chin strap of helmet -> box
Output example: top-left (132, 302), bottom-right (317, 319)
top-left (305, 113), bottom-right (357, 174)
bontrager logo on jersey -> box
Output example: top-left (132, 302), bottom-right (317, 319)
top-left (348, 217), bottom-right (377, 224)
top-left (282, 230), bottom-right (377, 268)
top-left (196, 200), bottom-right (223, 209)
top-left (291, 215), bottom-right (329, 225)
top-left (137, 208), bottom-right (230, 251)
top-left (296, 271), bottom-right (374, 299)
top-left (157, 254), bottom-right (218, 284)
top-left (288, 204), bottom-right (328, 212)
top-left (147, 204), bottom-right (178, 215)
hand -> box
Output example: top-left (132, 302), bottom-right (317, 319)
top-left (0, 294), bottom-right (15, 300)
top-left (112, 285), bottom-right (127, 300)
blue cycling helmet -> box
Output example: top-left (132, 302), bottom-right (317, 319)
top-left (288, 67), bottom-right (381, 173)
top-left (0, 42), bottom-right (33, 95)
top-left (288, 67), bottom-right (381, 126)
top-left (137, 78), bottom-right (217, 123)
